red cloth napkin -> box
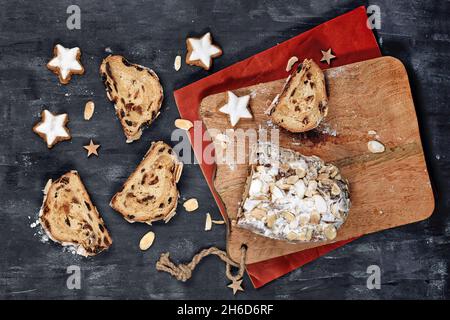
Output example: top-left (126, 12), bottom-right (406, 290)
top-left (174, 6), bottom-right (381, 288)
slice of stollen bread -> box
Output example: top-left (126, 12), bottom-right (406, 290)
top-left (100, 55), bottom-right (164, 143)
top-left (270, 59), bottom-right (328, 132)
top-left (39, 171), bottom-right (112, 257)
top-left (110, 141), bottom-right (183, 224)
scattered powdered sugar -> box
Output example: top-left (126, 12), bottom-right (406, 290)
top-left (265, 120), bottom-right (275, 128)
top-left (63, 246), bottom-right (78, 255)
top-left (317, 122), bottom-right (337, 136)
top-left (324, 66), bottom-right (345, 78)
top-left (30, 219), bottom-right (39, 228)
top-left (29, 214), bottom-right (48, 243)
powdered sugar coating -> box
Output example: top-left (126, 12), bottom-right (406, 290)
top-left (237, 143), bottom-right (351, 242)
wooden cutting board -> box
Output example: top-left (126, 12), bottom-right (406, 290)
top-left (199, 56), bottom-right (434, 264)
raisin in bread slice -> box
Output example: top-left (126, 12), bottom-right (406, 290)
top-left (100, 55), bottom-right (163, 143)
top-left (237, 142), bottom-right (350, 242)
top-left (270, 59), bottom-right (328, 132)
top-left (110, 141), bottom-right (183, 224)
top-left (39, 171), bottom-right (112, 256)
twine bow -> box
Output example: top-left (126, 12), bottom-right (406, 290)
top-left (156, 246), bottom-right (247, 284)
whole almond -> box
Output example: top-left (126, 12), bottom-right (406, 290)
top-left (183, 198), bottom-right (198, 212)
top-left (84, 101), bottom-right (95, 120)
top-left (139, 231), bottom-right (155, 251)
top-left (175, 119), bottom-right (193, 130)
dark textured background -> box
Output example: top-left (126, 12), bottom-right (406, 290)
top-left (0, 0), bottom-right (449, 299)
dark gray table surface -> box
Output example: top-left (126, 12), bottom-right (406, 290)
top-left (0, 0), bottom-right (449, 300)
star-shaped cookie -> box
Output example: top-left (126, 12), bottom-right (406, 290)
top-left (320, 48), bottom-right (336, 65)
top-left (47, 44), bottom-right (84, 84)
top-left (227, 279), bottom-right (244, 295)
top-left (83, 139), bottom-right (100, 157)
top-left (33, 110), bottom-right (71, 148)
top-left (219, 91), bottom-right (253, 127)
top-left (186, 32), bottom-right (222, 70)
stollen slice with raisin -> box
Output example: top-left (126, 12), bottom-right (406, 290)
top-left (269, 59), bottom-right (328, 132)
top-left (110, 141), bottom-right (183, 224)
top-left (39, 171), bottom-right (112, 257)
top-left (100, 55), bottom-right (163, 143)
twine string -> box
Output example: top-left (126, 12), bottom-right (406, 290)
top-left (156, 246), bottom-right (247, 282)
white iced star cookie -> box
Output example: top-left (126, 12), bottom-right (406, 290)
top-left (47, 44), bottom-right (84, 84)
top-left (33, 110), bottom-right (71, 148)
top-left (186, 32), bottom-right (222, 70)
top-left (219, 91), bottom-right (253, 127)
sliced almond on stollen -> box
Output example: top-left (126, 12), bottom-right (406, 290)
top-left (139, 231), bottom-right (155, 251)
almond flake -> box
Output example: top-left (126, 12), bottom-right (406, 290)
top-left (43, 179), bottom-right (53, 194)
top-left (212, 219), bottom-right (225, 225)
top-left (266, 214), bottom-right (277, 229)
top-left (286, 175), bottom-right (299, 185)
top-left (205, 213), bottom-right (212, 231)
top-left (295, 168), bottom-right (306, 178)
top-left (164, 210), bottom-right (177, 223)
top-left (84, 101), bottom-right (95, 120)
top-left (286, 56), bottom-right (299, 72)
top-left (281, 211), bottom-right (294, 223)
top-left (175, 119), bottom-right (193, 130)
top-left (249, 208), bottom-right (267, 220)
top-left (368, 140), bottom-right (385, 153)
top-left (139, 231), bottom-right (155, 250)
top-left (174, 163), bottom-right (183, 183)
top-left (324, 225), bottom-right (337, 240)
top-left (331, 183), bottom-right (341, 196)
top-left (183, 198), bottom-right (198, 212)
top-left (174, 55), bottom-right (181, 71)
top-left (287, 231), bottom-right (299, 241)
